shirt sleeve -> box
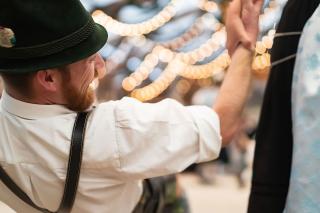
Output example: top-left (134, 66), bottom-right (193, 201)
top-left (113, 97), bottom-right (221, 180)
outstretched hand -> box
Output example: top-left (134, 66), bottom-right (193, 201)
top-left (226, 0), bottom-right (264, 55)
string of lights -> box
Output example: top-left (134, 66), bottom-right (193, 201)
top-left (92, 0), bottom-right (179, 36)
top-left (127, 26), bottom-right (276, 101)
top-left (93, 0), bottom-right (287, 101)
top-left (198, 0), bottom-right (219, 13)
top-left (122, 26), bottom-right (225, 92)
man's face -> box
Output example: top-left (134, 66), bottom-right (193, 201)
top-left (61, 54), bottom-right (106, 111)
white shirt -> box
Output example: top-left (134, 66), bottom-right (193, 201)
top-left (0, 91), bottom-right (221, 213)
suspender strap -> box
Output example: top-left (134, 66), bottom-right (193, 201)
top-left (57, 111), bottom-right (90, 213)
top-left (0, 111), bottom-right (91, 213)
top-left (0, 166), bottom-right (52, 213)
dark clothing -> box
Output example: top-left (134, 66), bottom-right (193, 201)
top-left (133, 176), bottom-right (189, 213)
top-left (248, 0), bottom-right (320, 212)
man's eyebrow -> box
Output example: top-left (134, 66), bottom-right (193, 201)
top-left (89, 55), bottom-right (96, 60)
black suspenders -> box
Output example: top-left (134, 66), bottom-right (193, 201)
top-left (0, 111), bottom-right (91, 213)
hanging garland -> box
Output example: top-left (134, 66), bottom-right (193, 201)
top-left (93, 0), bottom-right (287, 101)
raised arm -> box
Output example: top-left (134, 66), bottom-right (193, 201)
top-left (213, 46), bottom-right (253, 145)
top-left (214, 0), bottom-right (263, 146)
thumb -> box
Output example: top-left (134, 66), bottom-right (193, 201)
top-left (233, 18), bottom-right (252, 50)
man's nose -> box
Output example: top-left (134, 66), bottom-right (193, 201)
top-left (95, 54), bottom-right (107, 79)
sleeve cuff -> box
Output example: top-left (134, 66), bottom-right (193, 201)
top-left (186, 105), bottom-right (222, 163)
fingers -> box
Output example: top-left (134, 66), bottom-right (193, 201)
top-left (226, 39), bottom-right (238, 56)
top-left (226, 0), bottom-right (251, 55)
top-left (241, 0), bottom-right (263, 45)
top-left (226, 0), bottom-right (262, 55)
top-left (226, 18), bottom-right (251, 55)
top-left (226, 0), bottom-right (249, 55)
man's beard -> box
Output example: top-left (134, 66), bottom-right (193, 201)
top-left (63, 81), bottom-right (95, 112)
top-left (65, 86), bottom-right (95, 112)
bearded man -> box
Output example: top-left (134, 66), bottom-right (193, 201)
top-left (0, 0), bottom-right (260, 212)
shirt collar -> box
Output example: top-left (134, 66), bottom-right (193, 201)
top-left (0, 90), bottom-right (74, 119)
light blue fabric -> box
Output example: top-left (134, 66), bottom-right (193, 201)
top-left (285, 4), bottom-right (320, 213)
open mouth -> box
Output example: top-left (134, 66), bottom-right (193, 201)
top-left (89, 78), bottom-right (99, 91)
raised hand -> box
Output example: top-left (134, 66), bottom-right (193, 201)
top-left (241, 0), bottom-right (264, 49)
top-left (226, 0), bottom-right (264, 56)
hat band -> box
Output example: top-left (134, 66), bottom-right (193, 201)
top-left (0, 18), bottom-right (96, 59)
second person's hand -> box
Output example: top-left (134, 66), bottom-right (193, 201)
top-left (226, 0), bottom-right (264, 55)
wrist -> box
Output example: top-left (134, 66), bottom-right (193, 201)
top-left (238, 42), bottom-right (255, 55)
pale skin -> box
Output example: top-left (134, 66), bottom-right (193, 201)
top-left (214, 0), bottom-right (263, 146)
top-left (226, 0), bottom-right (264, 55)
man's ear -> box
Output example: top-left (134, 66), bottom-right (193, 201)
top-left (36, 70), bottom-right (59, 92)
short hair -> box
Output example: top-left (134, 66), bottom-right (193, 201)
top-left (1, 72), bottom-right (36, 97)
top-left (0, 65), bottom-right (70, 97)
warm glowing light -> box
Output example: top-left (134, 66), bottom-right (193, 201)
top-left (199, 0), bottom-right (219, 13)
top-left (159, 49), bottom-right (174, 62)
top-left (255, 41), bottom-right (267, 54)
top-left (117, 0), bottom-right (283, 99)
top-left (122, 77), bottom-right (137, 91)
top-left (262, 36), bottom-right (274, 49)
top-left (92, 0), bottom-right (178, 36)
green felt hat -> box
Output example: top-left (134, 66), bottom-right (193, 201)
top-left (0, 0), bottom-right (108, 73)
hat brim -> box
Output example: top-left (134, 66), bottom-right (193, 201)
top-left (0, 23), bottom-right (108, 73)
